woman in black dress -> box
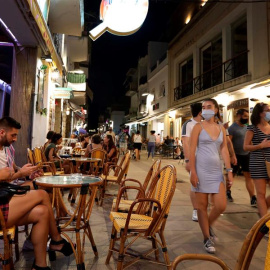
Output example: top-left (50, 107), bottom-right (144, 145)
top-left (244, 102), bottom-right (270, 217)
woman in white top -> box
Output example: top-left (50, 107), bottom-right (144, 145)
top-left (133, 130), bottom-right (142, 161)
top-left (147, 130), bottom-right (156, 160)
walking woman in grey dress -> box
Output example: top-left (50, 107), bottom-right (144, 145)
top-left (189, 98), bottom-right (233, 254)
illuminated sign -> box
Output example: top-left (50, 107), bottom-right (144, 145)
top-left (90, 0), bottom-right (149, 41)
top-left (54, 88), bottom-right (73, 99)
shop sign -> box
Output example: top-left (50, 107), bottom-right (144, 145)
top-left (227, 98), bottom-right (248, 110)
top-left (26, 0), bottom-right (62, 74)
top-left (90, 0), bottom-right (149, 40)
top-left (153, 103), bottom-right (159, 111)
top-left (53, 88), bottom-right (73, 99)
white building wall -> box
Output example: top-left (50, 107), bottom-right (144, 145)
top-left (147, 64), bottom-right (168, 116)
top-left (31, 55), bottom-right (51, 148)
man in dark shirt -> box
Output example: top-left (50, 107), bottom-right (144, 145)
top-left (228, 109), bottom-right (257, 206)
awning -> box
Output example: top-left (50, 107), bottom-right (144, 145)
top-left (26, 0), bottom-right (63, 75)
top-left (67, 72), bottom-right (86, 83)
top-left (54, 87), bottom-right (73, 99)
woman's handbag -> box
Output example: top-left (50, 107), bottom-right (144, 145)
top-left (255, 127), bottom-right (270, 178)
top-left (0, 182), bottom-right (30, 204)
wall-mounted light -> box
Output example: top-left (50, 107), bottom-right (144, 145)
top-left (41, 55), bottom-right (53, 63)
top-left (250, 98), bottom-right (259, 102)
top-left (201, 0), bottom-right (208, 7)
top-left (185, 15), bottom-right (191, 24)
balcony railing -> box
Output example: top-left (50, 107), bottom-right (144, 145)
top-left (174, 50), bottom-right (249, 101)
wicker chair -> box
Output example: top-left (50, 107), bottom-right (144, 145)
top-left (89, 148), bottom-right (107, 175)
top-left (111, 159), bottom-right (161, 212)
top-left (0, 209), bottom-right (16, 270)
top-left (33, 147), bottom-right (64, 175)
top-left (106, 164), bottom-right (176, 269)
top-left (99, 151), bottom-right (131, 206)
top-left (171, 213), bottom-right (270, 270)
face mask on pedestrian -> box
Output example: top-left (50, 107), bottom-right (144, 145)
top-left (264, 112), bottom-right (270, 122)
top-left (202, 110), bottom-right (215, 121)
top-left (240, 118), bottom-right (248, 124)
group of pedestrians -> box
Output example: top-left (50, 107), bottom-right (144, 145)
top-left (181, 99), bottom-right (270, 254)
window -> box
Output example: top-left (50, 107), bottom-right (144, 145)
top-left (231, 16), bottom-right (248, 78)
top-left (159, 81), bottom-right (165, 97)
top-left (201, 36), bottom-right (222, 90)
top-left (179, 57), bottom-right (193, 98)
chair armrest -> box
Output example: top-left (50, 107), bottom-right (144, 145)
top-left (114, 185), bottom-right (145, 211)
top-left (120, 179), bottom-right (143, 189)
top-left (123, 198), bottom-right (162, 235)
top-left (171, 254), bottom-right (228, 270)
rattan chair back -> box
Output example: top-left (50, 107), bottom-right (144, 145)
top-left (90, 149), bottom-right (107, 175)
top-left (27, 148), bottom-right (35, 165)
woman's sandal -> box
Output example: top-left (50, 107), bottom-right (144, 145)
top-left (48, 238), bottom-right (75, 261)
top-left (32, 263), bottom-right (51, 270)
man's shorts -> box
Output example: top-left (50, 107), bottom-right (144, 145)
top-left (232, 154), bottom-right (250, 173)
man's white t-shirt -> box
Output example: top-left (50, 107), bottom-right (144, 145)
top-left (0, 148), bottom-right (7, 169)
top-left (181, 118), bottom-right (199, 138)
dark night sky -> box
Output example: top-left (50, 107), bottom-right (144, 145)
top-left (85, 0), bottom-right (180, 128)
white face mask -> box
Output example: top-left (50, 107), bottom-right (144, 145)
top-left (264, 112), bottom-right (270, 122)
top-left (202, 109), bottom-right (215, 121)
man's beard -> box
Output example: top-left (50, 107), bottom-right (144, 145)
top-left (2, 135), bottom-right (11, 147)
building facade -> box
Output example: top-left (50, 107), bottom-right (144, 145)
top-left (169, 1), bottom-right (270, 134)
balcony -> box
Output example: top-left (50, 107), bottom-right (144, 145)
top-left (174, 50), bottom-right (249, 101)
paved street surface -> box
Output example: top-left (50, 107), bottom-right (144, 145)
top-left (5, 150), bottom-right (269, 269)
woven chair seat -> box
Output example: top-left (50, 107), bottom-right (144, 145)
top-left (101, 174), bottom-right (118, 181)
top-left (0, 226), bottom-right (16, 239)
top-left (110, 212), bottom-right (153, 232)
top-left (111, 199), bottom-right (138, 212)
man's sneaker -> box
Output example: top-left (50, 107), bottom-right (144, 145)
top-left (251, 196), bottom-right (257, 207)
top-left (209, 226), bottom-right (218, 242)
top-left (204, 238), bottom-right (215, 254)
top-left (226, 190), bottom-right (234, 202)
top-left (192, 209), bottom-right (198, 222)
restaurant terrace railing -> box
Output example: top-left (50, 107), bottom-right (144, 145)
top-left (174, 50), bottom-right (249, 101)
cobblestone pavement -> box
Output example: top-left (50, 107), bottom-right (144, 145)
top-left (2, 150), bottom-right (269, 269)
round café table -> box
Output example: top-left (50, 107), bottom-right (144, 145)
top-left (65, 158), bottom-right (102, 203)
top-left (34, 175), bottom-right (103, 270)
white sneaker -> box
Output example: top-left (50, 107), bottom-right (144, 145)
top-left (204, 238), bottom-right (215, 254)
top-left (192, 209), bottom-right (198, 222)
top-left (209, 226), bottom-right (218, 242)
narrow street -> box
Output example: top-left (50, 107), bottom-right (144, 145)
top-left (14, 151), bottom-right (268, 269)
